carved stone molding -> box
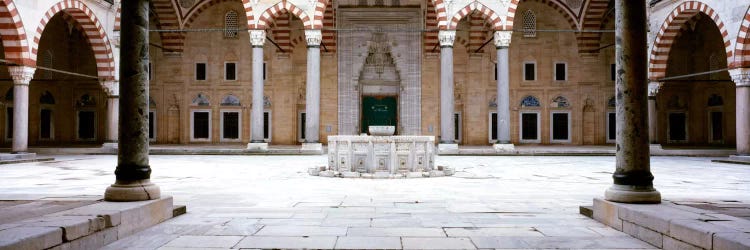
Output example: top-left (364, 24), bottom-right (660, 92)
top-left (249, 30), bottom-right (266, 47)
top-left (438, 30), bottom-right (456, 47)
top-left (8, 66), bottom-right (36, 85)
top-left (493, 31), bottom-right (512, 48)
top-left (102, 81), bottom-right (119, 97)
top-left (305, 29), bottom-right (322, 46)
top-left (730, 68), bottom-right (750, 87)
top-left (648, 82), bottom-right (662, 97)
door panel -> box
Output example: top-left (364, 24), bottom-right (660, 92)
top-left (361, 96), bottom-right (397, 134)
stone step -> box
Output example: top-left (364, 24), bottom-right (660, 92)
top-left (0, 197), bottom-right (174, 250)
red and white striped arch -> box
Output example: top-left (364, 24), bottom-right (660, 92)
top-left (649, 1), bottom-right (732, 80)
top-left (182, 0), bottom-right (254, 29)
top-left (310, 0), bottom-right (330, 29)
top-left (505, 0), bottom-right (579, 31)
top-left (447, 1), bottom-right (503, 31)
top-left (256, 1), bottom-right (311, 30)
top-left (0, 0), bottom-right (32, 66)
top-left (151, 0), bottom-right (183, 53)
top-left (733, 6), bottom-right (750, 68)
top-left (32, 0), bottom-right (115, 80)
top-left (577, 0), bottom-right (610, 54)
top-left (113, 5), bottom-right (120, 31)
top-left (432, 0), bottom-right (449, 30)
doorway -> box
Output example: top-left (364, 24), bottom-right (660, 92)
top-left (361, 96), bottom-right (397, 134)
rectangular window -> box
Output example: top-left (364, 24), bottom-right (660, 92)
top-left (551, 112), bottom-right (570, 142)
top-left (454, 112), bottom-right (462, 142)
top-left (263, 62), bottom-right (267, 81)
top-left (610, 64), bottom-right (616, 81)
top-left (520, 112), bottom-right (540, 143)
top-left (524, 62), bottom-right (536, 81)
top-left (554, 62), bottom-right (567, 81)
top-left (148, 63), bottom-right (153, 81)
top-left (41, 109), bottom-right (53, 140)
top-left (710, 111), bottom-right (723, 142)
top-left (298, 112), bottom-right (306, 142)
top-left (195, 63), bottom-right (207, 81)
top-left (607, 112), bottom-right (616, 142)
top-left (5, 107), bottom-right (12, 140)
top-left (149, 111), bottom-right (155, 140)
top-left (192, 111), bottom-right (210, 140)
top-left (668, 112), bottom-right (687, 142)
top-left (78, 111), bottom-right (96, 140)
top-left (494, 63), bottom-right (498, 81)
top-left (225, 62), bottom-right (237, 81)
top-left (489, 112), bottom-right (498, 142)
top-left (263, 111), bottom-right (271, 141)
top-left (222, 111), bottom-right (240, 140)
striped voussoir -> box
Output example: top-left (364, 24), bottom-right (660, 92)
top-left (433, 0), bottom-right (448, 30)
top-left (733, 9), bottom-right (750, 68)
top-left (33, 0), bottom-right (114, 80)
top-left (505, 0), bottom-right (578, 31)
top-left (576, 0), bottom-right (609, 54)
top-left (321, 6), bottom-right (335, 52)
top-left (113, 5), bottom-right (120, 31)
top-left (447, 1), bottom-right (502, 30)
top-left (469, 15), bottom-right (490, 51)
top-left (649, 1), bottom-right (732, 80)
top-left (270, 12), bottom-right (291, 52)
top-left (505, 0), bottom-right (519, 31)
top-left (0, 0), bottom-right (32, 66)
top-left (311, 0), bottom-right (330, 29)
top-left (256, 1), bottom-right (311, 30)
top-left (151, 0), bottom-right (183, 54)
top-left (424, 0), bottom-right (438, 52)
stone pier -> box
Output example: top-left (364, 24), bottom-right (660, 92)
top-left (104, 0), bottom-right (160, 201)
top-left (604, 0), bottom-right (660, 204)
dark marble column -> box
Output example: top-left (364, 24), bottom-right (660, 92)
top-left (605, 0), bottom-right (660, 203)
top-left (105, 0), bottom-right (160, 201)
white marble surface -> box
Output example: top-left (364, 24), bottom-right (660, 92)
top-left (0, 155), bottom-right (747, 249)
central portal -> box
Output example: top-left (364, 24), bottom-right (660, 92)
top-left (361, 96), bottom-right (398, 134)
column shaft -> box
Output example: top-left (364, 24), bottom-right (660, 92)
top-left (648, 97), bottom-right (657, 144)
top-left (605, 0), bottom-right (660, 203)
top-left (106, 96), bottom-right (119, 142)
top-left (737, 86), bottom-right (750, 155)
top-left (440, 46), bottom-right (454, 143)
top-left (305, 30), bottom-right (321, 143)
top-left (12, 83), bottom-right (28, 153)
top-left (496, 47), bottom-right (511, 143)
top-left (251, 46), bottom-right (265, 142)
top-left (105, 0), bottom-right (159, 201)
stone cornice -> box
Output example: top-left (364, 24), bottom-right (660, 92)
top-left (438, 30), bottom-right (456, 47)
top-left (493, 31), bottom-right (512, 48)
top-left (305, 29), bottom-right (322, 47)
top-left (8, 66), bottom-right (36, 85)
top-left (249, 30), bottom-right (266, 47)
top-left (730, 68), bottom-right (750, 87)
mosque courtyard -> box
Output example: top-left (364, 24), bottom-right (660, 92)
top-left (0, 155), bottom-right (747, 249)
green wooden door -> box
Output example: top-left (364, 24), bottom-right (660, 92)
top-left (361, 96), bottom-right (397, 134)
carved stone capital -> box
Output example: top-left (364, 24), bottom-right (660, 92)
top-left (113, 30), bottom-right (121, 48)
top-left (730, 68), bottom-right (750, 87)
top-left (438, 30), bottom-right (456, 47)
top-left (8, 66), bottom-right (36, 85)
top-left (493, 31), bottom-right (512, 48)
top-left (648, 82), bottom-right (662, 97)
top-left (102, 80), bottom-right (119, 97)
top-left (305, 29), bottom-right (322, 47)
top-left (249, 30), bottom-right (266, 47)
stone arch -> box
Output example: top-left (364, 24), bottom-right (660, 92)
top-left (0, 0), bottom-right (32, 66)
top-left (506, 0), bottom-right (579, 31)
top-left (431, 0), bottom-right (449, 30)
top-left (114, 5), bottom-right (120, 31)
top-left (310, 0), bottom-right (330, 29)
top-left (447, 1), bottom-right (503, 30)
top-left (182, 0), bottom-right (254, 30)
top-left (577, 0), bottom-right (610, 54)
top-left (733, 5), bottom-right (750, 68)
top-left (32, 0), bottom-right (115, 80)
top-left (649, 1), bottom-right (733, 80)
top-left (151, 0), bottom-right (184, 53)
top-left (256, 1), bottom-right (312, 30)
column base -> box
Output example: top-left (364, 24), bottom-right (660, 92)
top-left (247, 142), bottom-right (269, 151)
top-left (104, 179), bottom-right (161, 202)
top-left (493, 143), bottom-right (515, 152)
top-left (604, 184), bottom-right (661, 204)
top-left (437, 144), bottom-right (459, 154)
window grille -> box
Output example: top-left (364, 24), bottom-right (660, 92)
top-left (521, 96), bottom-right (540, 107)
top-left (522, 10), bottom-right (536, 38)
top-left (224, 11), bottom-right (239, 38)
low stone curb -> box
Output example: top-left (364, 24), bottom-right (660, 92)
top-left (309, 166), bottom-right (455, 178)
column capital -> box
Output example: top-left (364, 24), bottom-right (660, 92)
top-left (8, 66), bottom-right (35, 85)
top-left (493, 31), bottom-right (512, 48)
top-left (304, 29), bottom-right (322, 47)
top-left (730, 68), bottom-right (750, 87)
top-left (102, 80), bottom-right (119, 97)
top-left (647, 82), bottom-right (662, 97)
top-left (113, 30), bottom-right (121, 48)
top-left (249, 30), bottom-right (266, 47)
top-left (438, 30), bottom-right (456, 47)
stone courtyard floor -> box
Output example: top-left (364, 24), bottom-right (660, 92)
top-left (0, 155), bottom-right (748, 249)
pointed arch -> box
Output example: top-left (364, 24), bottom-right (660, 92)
top-left (256, 1), bottom-right (312, 29)
top-left (310, 0), bottom-right (330, 29)
top-left (577, 0), bottom-right (610, 54)
top-left (506, 0), bottom-right (578, 31)
top-left (183, 0), bottom-right (254, 30)
top-left (733, 6), bottom-right (750, 68)
top-left (649, 1), bottom-right (733, 80)
top-left (432, 0), bottom-right (449, 30)
top-left (0, 0), bottom-right (32, 66)
top-left (447, 1), bottom-right (503, 31)
top-left (32, 0), bottom-right (115, 80)
top-left (151, 0), bottom-right (184, 53)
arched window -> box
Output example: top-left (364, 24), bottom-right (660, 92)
top-left (224, 10), bottom-right (239, 38)
top-left (552, 96), bottom-right (570, 108)
top-left (522, 10), bottom-right (536, 38)
top-left (192, 93), bottom-right (210, 106)
top-left (221, 94), bottom-right (241, 106)
top-left (520, 95), bottom-right (540, 107)
top-left (40, 91), bottom-right (55, 104)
